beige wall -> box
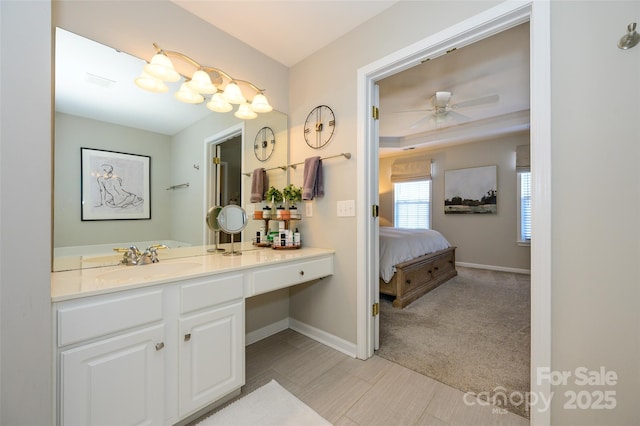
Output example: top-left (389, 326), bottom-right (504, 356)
top-left (379, 133), bottom-right (531, 271)
top-left (550, 2), bottom-right (639, 425)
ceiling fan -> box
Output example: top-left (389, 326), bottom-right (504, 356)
top-left (399, 91), bottom-right (499, 130)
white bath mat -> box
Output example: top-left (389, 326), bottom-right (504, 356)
top-left (197, 380), bottom-right (332, 426)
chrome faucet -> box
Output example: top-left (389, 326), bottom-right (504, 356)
top-left (113, 244), bottom-right (169, 265)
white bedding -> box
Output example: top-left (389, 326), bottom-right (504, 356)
top-left (379, 227), bottom-right (451, 283)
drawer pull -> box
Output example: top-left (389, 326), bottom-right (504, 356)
top-left (155, 342), bottom-right (165, 351)
top-left (299, 270), bottom-right (305, 276)
top-left (405, 279), bottom-right (412, 285)
top-left (184, 333), bottom-right (191, 342)
top-left (434, 267), bottom-right (439, 271)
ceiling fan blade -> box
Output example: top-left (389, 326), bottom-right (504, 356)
top-left (451, 94), bottom-right (499, 109)
top-left (393, 107), bottom-right (434, 114)
top-left (408, 115), bottom-right (431, 129)
top-left (446, 110), bottom-right (471, 122)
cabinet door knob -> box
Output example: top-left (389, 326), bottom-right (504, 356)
top-left (155, 342), bottom-right (165, 351)
top-left (184, 333), bottom-right (191, 342)
top-left (299, 270), bottom-right (305, 276)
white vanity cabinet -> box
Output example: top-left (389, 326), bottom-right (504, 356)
top-left (177, 274), bottom-right (245, 417)
top-left (60, 324), bottom-right (166, 425)
top-left (55, 289), bottom-right (166, 425)
top-left (51, 248), bottom-right (335, 425)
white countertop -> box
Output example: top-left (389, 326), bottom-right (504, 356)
top-left (51, 243), bottom-right (335, 302)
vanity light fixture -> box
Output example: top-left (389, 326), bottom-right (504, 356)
top-left (135, 43), bottom-right (272, 119)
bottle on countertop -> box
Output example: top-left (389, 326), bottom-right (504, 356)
top-left (294, 228), bottom-right (301, 246)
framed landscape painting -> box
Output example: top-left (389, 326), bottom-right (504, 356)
top-left (81, 148), bottom-right (151, 220)
top-left (444, 165), bottom-right (497, 214)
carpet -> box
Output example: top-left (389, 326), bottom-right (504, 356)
top-left (375, 266), bottom-right (531, 418)
top-left (196, 380), bottom-right (332, 426)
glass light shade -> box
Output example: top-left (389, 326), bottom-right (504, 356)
top-left (174, 83), bottom-right (204, 104)
top-left (206, 93), bottom-right (233, 112)
top-left (134, 72), bottom-right (169, 93)
top-left (234, 102), bottom-right (258, 120)
top-left (144, 53), bottom-right (180, 82)
top-left (186, 70), bottom-right (217, 94)
top-left (223, 82), bottom-right (245, 104)
top-left (250, 93), bottom-right (273, 113)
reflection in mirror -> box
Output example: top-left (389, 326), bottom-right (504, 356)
top-left (217, 205), bottom-right (248, 256)
top-left (205, 206), bottom-right (225, 253)
top-left (53, 28), bottom-right (288, 271)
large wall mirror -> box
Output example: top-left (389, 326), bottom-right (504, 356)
top-left (53, 28), bottom-right (288, 271)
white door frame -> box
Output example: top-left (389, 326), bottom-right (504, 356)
top-left (356, 2), bottom-right (551, 425)
top-left (203, 123), bottom-right (244, 245)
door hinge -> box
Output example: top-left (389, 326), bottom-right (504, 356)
top-left (372, 105), bottom-right (380, 120)
top-left (212, 156), bottom-right (221, 165)
top-left (372, 204), bottom-right (379, 218)
top-left (372, 302), bottom-right (379, 316)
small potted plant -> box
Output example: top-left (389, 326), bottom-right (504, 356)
top-left (265, 186), bottom-right (283, 218)
top-left (283, 184), bottom-right (302, 219)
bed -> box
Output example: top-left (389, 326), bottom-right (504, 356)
top-left (379, 227), bottom-right (457, 308)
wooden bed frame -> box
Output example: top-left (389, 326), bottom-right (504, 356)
top-left (379, 246), bottom-right (457, 308)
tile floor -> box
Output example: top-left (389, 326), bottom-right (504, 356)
top-left (195, 329), bottom-right (529, 426)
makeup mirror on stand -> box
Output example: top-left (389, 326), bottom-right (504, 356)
top-left (216, 205), bottom-right (248, 256)
top-left (205, 206), bottom-right (225, 253)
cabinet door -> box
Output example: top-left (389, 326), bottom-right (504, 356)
top-left (179, 301), bottom-right (244, 417)
top-left (60, 324), bottom-right (165, 426)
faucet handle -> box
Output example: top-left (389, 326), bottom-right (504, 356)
top-left (146, 244), bottom-right (168, 263)
top-left (113, 247), bottom-right (138, 265)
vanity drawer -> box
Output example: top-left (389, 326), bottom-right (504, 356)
top-left (180, 273), bottom-right (244, 314)
top-left (57, 290), bottom-right (163, 347)
top-left (248, 256), bottom-right (334, 296)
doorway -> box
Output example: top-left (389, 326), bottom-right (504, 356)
top-left (356, 1), bottom-right (551, 424)
top-left (204, 124), bottom-right (244, 245)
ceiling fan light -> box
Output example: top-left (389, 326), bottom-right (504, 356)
top-left (187, 70), bottom-right (217, 94)
top-left (144, 53), bottom-right (181, 82)
top-left (174, 82), bottom-right (204, 104)
top-left (206, 93), bottom-right (233, 112)
top-left (250, 93), bottom-right (273, 113)
top-left (234, 102), bottom-right (258, 120)
top-left (134, 71), bottom-right (169, 93)
top-left (223, 82), bottom-right (245, 104)
top-left (433, 91), bottom-right (451, 108)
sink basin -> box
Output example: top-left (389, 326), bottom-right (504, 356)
top-left (96, 262), bottom-right (202, 284)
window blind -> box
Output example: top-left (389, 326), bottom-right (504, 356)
top-left (390, 156), bottom-right (432, 182)
top-left (520, 172), bottom-right (532, 241)
top-left (394, 180), bottom-right (431, 229)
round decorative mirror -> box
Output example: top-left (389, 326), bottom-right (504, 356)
top-left (205, 206), bottom-right (225, 252)
top-left (216, 205), bottom-right (248, 255)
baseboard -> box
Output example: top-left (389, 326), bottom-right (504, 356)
top-left (289, 318), bottom-right (357, 358)
top-left (245, 317), bottom-right (358, 358)
top-left (245, 318), bottom-right (290, 345)
top-left (456, 262), bottom-right (531, 275)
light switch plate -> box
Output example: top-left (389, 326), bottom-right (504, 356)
top-left (337, 200), bottom-right (355, 217)
top-left (305, 202), bottom-right (313, 217)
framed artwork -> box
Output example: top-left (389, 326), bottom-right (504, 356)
top-left (444, 165), bottom-right (497, 214)
top-left (81, 148), bottom-right (151, 220)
